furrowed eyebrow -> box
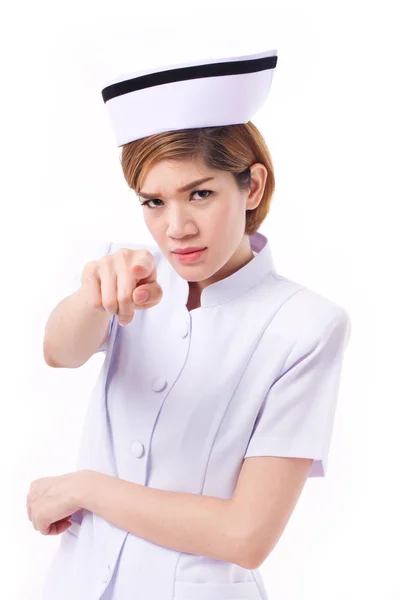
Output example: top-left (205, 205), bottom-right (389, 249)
top-left (138, 177), bottom-right (215, 199)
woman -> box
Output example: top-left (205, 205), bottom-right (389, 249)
top-left (36, 48), bottom-right (351, 600)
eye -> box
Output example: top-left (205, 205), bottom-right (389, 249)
top-left (140, 189), bottom-right (213, 209)
top-left (192, 189), bottom-right (213, 200)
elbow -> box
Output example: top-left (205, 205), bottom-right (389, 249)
top-left (238, 541), bottom-right (266, 571)
top-left (43, 348), bottom-right (82, 369)
top-left (236, 524), bottom-right (273, 570)
top-left (227, 525), bottom-right (267, 571)
top-left (241, 531), bottom-right (278, 570)
top-left (43, 340), bottom-right (60, 368)
top-left (43, 349), bottom-right (59, 368)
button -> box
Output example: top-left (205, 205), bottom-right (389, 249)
top-left (178, 321), bottom-right (189, 338)
top-left (131, 441), bottom-right (145, 458)
top-left (153, 377), bottom-right (167, 392)
top-left (101, 564), bottom-right (111, 584)
top-left (171, 310), bottom-right (189, 338)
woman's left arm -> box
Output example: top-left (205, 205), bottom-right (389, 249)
top-left (77, 470), bottom-right (252, 568)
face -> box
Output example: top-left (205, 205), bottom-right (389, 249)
top-left (137, 157), bottom-right (267, 295)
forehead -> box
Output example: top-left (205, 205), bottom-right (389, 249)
top-left (142, 158), bottom-right (207, 181)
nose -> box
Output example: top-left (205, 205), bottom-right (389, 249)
top-left (165, 206), bottom-right (198, 238)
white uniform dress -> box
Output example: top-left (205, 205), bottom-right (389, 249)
top-left (42, 231), bottom-right (351, 600)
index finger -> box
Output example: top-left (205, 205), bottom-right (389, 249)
top-left (131, 250), bottom-right (157, 285)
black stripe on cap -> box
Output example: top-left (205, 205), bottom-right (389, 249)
top-left (101, 54), bottom-right (277, 103)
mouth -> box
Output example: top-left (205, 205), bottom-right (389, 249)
top-left (172, 247), bottom-right (207, 255)
top-left (172, 248), bottom-right (207, 263)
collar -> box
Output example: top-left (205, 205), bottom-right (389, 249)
top-left (169, 231), bottom-right (275, 308)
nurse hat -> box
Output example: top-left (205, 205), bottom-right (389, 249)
top-left (100, 48), bottom-right (278, 147)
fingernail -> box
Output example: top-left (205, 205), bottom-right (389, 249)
top-left (136, 290), bottom-right (149, 302)
top-left (136, 263), bottom-right (148, 275)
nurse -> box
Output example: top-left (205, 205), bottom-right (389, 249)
top-left (29, 48), bottom-right (352, 600)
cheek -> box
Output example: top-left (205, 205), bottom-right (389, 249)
top-left (143, 211), bottom-right (155, 229)
top-left (215, 196), bottom-right (243, 225)
top-left (144, 216), bottom-right (164, 243)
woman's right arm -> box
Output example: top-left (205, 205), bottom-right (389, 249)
top-left (43, 246), bottom-right (163, 368)
top-left (43, 287), bottom-right (112, 369)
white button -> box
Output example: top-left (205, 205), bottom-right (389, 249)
top-left (172, 310), bottom-right (189, 338)
top-left (101, 564), bottom-right (111, 584)
top-left (131, 441), bottom-right (145, 458)
top-left (153, 377), bottom-right (167, 392)
top-left (179, 321), bottom-right (189, 338)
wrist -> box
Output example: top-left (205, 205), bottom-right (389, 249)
top-left (74, 469), bottom-right (97, 507)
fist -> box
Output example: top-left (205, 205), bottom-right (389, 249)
top-left (81, 248), bottom-right (163, 326)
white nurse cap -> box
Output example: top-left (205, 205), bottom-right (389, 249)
top-left (101, 48), bottom-right (278, 147)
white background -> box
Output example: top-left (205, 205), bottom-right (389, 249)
top-left (1, 1), bottom-right (398, 598)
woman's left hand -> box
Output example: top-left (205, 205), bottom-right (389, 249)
top-left (26, 470), bottom-right (89, 536)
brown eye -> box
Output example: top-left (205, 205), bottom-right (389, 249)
top-left (140, 189), bottom-right (213, 209)
top-left (192, 189), bottom-right (213, 200)
top-left (140, 199), bottom-right (163, 209)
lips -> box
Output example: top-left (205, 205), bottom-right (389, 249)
top-left (172, 247), bottom-right (206, 255)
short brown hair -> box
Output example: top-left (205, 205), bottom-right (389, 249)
top-left (120, 122), bottom-right (275, 236)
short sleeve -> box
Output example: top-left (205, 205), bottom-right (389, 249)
top-left (244, 308), bottom-right (352, 477)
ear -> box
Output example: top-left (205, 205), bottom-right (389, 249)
top-left (246, 163), bottom-right (268, 211)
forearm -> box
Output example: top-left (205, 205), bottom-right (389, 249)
top-left (43, 287), bottom-right (111, 368)
top-left (77, 471), bottom-right (247, 567)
